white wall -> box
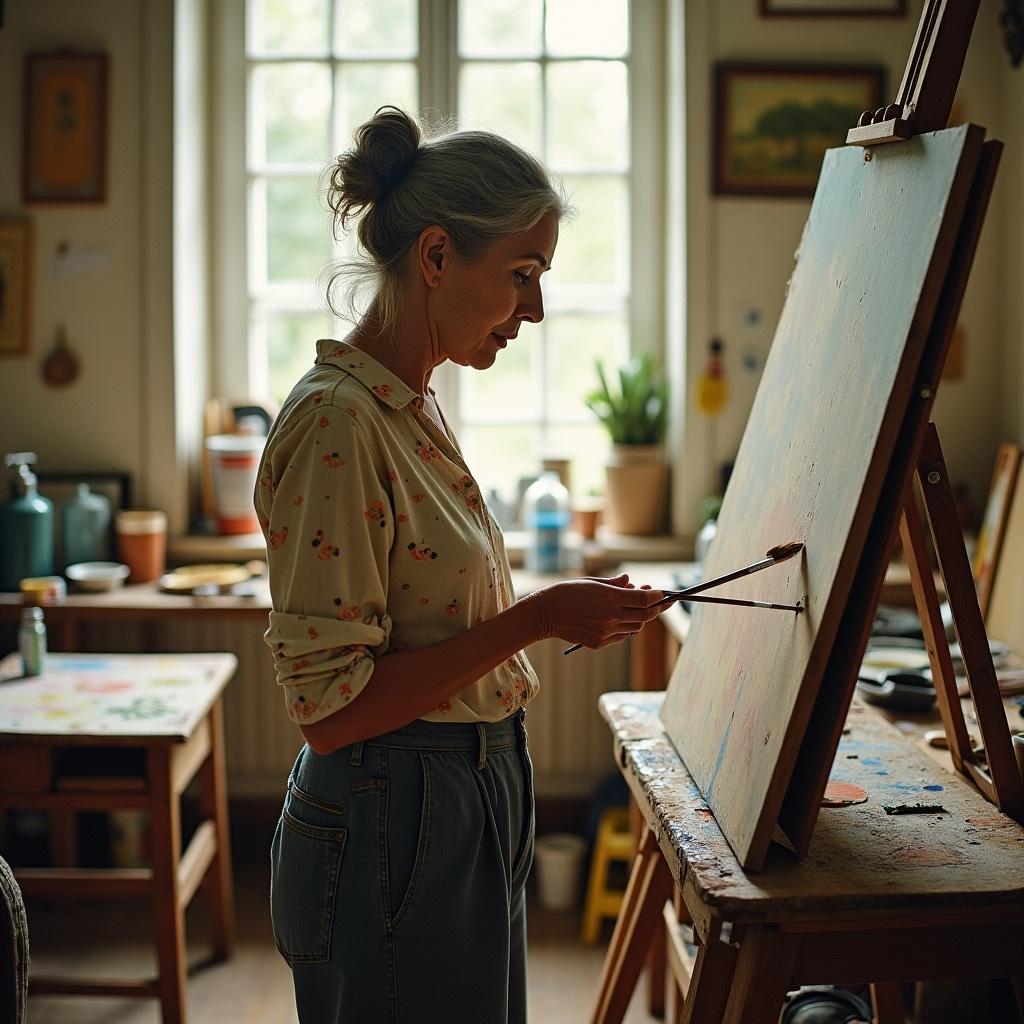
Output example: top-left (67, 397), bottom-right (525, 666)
top-left (672, 0), bottom-right (1022, 534)
top-left (0, 0), bottom-right (201, 534)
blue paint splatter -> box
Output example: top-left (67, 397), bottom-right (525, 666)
top-left (862, 757), bottom-right (883, 767)
top-left (923, 784), bottom-right (944, 792)
top-left (875, 770), bottom-right (889, 776)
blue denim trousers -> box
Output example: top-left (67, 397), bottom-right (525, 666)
top-left (270, 709), bottom-right (535, 1024)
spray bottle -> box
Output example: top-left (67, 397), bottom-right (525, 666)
top-left (0, 453), bottom-right (55, 592)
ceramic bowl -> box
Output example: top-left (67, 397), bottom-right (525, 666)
top-left (65, 562), bottom-right (131, 592)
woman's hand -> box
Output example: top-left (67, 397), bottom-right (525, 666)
top-left (532, 574), bottom-right (665, 649)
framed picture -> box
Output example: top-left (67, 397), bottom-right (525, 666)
top-left (714, 63), bottom-right (885, 197)
top-left (0, 220), bottom-right (32, 357)
top-left (22, 52), bottom-right (108, 204)
top-left (973, 443), bottom-right (1022, 618)
top-left (760, 0), bottom-right (906, 14)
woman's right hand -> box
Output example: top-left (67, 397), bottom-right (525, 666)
top-left (532, 574), bottom-right (665, 649)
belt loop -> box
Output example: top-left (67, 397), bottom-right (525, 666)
top-left (350, 740), bottom-right (365, 767)
top-left (475, 723), bottom-right (487, 769)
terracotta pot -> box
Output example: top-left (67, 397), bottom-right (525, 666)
top-left (603, 445), bottom-right (667, 535)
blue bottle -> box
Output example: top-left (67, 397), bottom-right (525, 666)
top-left (0, 453), bottom-right (55, 592)
top-left (61, 483), bottom-right (112, 568)
top-left (523, 471), bottom-right (571, 573)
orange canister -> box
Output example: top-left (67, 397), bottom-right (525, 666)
top-left (115, 509), bottom-right (167, 583)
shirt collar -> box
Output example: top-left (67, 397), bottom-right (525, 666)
top-left (314, 338), bottom-right (421, 411)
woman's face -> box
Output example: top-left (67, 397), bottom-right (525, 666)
top-left (430, 211), bottom-right (559, 371)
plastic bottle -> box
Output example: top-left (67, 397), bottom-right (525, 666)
top-left (61, 483), bottom-right (112, 568)
top-left (523, 471), bottom-right (571, 573)
top-left (19, 606), bottom-right (47, 676)
top-left (0, 453), bottom-right (55, 592)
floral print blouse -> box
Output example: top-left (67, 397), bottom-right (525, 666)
top-left (256, 338), bottom-right (540, 726)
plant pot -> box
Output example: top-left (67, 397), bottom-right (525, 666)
top-left (603, 445), bottom-right (667, 535)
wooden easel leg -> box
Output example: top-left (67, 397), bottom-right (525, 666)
top-left (148, 745), bottom-right (187, 1024)
top-left (870, 981), bottom-right (905, 1023)
top-left (591, 826), bottom-right (674, 1024)
top-left (648, 919), bottom-right (666, 1019)
top-left (721, 926), bottom-right (797, 1024)
top-left (680, 919), bottom-right (738, 1024)
top-left (198, 700), bottom-right (235, 960)
top-left (1011, 975), bottom-right (1024, 1018)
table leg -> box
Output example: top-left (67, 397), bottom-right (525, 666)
top-left (680, 919), bottom-right (738, 1024)
top-left (591, 827), bottom-right (674, 1024)
top-left (871, 981), bottom-right (905, 1023)
top-left (722, 926), bottom-right (797, 1024)
top-left (198, 700), bottom-right (235, 960)
top-left (147, 745), bottom-right (187, 1024)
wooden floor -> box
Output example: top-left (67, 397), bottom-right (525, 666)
top-left (24, 859), bottom-right (659, 1024)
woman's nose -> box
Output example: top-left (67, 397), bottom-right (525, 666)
top-left (518, 284), bottom-right (545, 324)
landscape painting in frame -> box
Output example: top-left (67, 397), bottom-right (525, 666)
top-left (714, 63), bottom-right (884, 197)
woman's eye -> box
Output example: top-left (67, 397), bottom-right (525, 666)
top-left (514, 270), bottom-right (531, 285)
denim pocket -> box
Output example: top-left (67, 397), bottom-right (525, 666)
top-left (270, 807), bottom-right (347, 964)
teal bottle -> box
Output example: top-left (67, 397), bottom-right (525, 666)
top-left (61, 483), bottom-right (112, 568)
top-left (0, 453), bottom-right (55, 592)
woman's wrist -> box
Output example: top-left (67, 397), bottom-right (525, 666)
top-left (515, 587), bottom-right (556, 644)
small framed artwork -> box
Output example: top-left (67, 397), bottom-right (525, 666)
top-left (760, 0), bottom-right (906, 14)
top-left (0, 220), bottom-right (33, 357)
top-left (714, 63), bottom-right (885, 197)
top-left (23, 51), bottom-right (109, 204)
top-left (973, 443), bottom-right (1022, 618)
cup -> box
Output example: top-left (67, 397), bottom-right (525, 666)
top-left (115, 509), bottom-right (167, 584)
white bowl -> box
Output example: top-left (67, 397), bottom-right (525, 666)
top-left (65, 562), bottom-right (131, 592)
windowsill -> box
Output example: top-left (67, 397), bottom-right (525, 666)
top-left (169, 527), bottom-right (693, 572)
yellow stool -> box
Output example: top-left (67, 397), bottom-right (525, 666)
top-left (581, 806), bottom-right (635, 944)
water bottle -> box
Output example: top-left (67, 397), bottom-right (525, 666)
top-left (61, 483), bottom-right (113, 568)
top-left (19, 606), bottom-right (47, 676)
top-left (523, 471), bottom-right (570, 573)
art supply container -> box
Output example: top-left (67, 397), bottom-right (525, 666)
top-left (206, 434), bottom-right (265, 534)
top-left (534, 832), bottom-right (587, 910)
top-left (19, 576), bottom-right (66, 606)
top-left (61, 483), bottom-right (112, 568)
top-left (115, 510), bottom-right (167, 584)
top-left (1013, 734), bottom-right (1024, 781)
top-left (19, 606), bottom-right (47, 676)
top-left (0, 452), bottom-right (54, 592)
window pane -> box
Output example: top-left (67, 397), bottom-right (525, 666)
top-left (543, 424), bottom-right (610, 498)
top-left (547, 313), bottom-right (628, 421)
top-left (264, 178), bottom-right (331, 283)
top-left (459, 0), bottom-right (543, 57)
top-left (335, 63), bottom-right (418, 147)
top-left (249, 0), bottom-right (329, 53)
top-left (547, 61), bottom-right (628, 169)
top-left (545, 0), bottom-right (628, 57)
top-left (459, 425), bottom-right (542, 507)
top-left (459, 331), bottom-right (541, 421)
top-left (459, 63), bottom-right (542, 155)
top-left (550, 175), bottom-right (628, 288)
top-left (335, 0), bottom-right (417, 56)
top-left (266, 310), bottom-right (335, 403)
top-left (252, 63), bottom-right (331, 165)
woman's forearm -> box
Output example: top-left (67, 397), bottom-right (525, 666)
top-left (300, 592), bottom-right (551, 754)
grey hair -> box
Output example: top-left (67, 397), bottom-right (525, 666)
top-left (323, 106), bottom-right (572, 332)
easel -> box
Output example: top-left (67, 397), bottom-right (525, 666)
top-left (592, 1), bottom-right (1024, 1019)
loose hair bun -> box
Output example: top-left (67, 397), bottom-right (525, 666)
top-left (328, 106), bottom-right (422, 229)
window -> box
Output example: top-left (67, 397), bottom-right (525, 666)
top-left (225, 0), bottom-right (661, 514)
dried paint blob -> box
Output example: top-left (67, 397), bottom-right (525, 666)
top-left (820, 781), bottom-right (868, 807)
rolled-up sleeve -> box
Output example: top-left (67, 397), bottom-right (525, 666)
top-left (258, 407), bottom-right (393, 724)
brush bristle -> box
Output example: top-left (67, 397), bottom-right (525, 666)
top-left (766, 541), bottom-right (803, 561)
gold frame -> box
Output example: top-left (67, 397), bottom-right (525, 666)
top-left (0, 220), bottom-right (33, 357)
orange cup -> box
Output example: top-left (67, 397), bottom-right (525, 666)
top-left (115, 510), bottom-right (167, 584)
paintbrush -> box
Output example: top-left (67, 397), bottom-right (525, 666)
top-left (563, 541), bottom-right (804, 655)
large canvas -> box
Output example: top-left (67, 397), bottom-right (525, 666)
top-left (661, 125), bottom-right (984, 870)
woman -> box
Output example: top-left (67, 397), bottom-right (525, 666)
top-left (256, 106), bottom-right (664, 1024)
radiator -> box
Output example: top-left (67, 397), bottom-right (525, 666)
top-left (78, 623), bottom-right (631, 798)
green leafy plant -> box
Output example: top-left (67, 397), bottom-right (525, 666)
top-left (585, 355), bottom-right (669, 445)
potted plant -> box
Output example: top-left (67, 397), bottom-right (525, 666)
top-left (585, 355), bottom-right (669, 535)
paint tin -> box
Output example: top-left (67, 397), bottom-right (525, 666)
top-left (1012, 734), bottom-right (1024, 780)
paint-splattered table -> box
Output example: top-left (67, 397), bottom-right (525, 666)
top-left (592, 691), bottom-right (1024, 1024)
top-left (0, 652), bottom-right (237, 1024)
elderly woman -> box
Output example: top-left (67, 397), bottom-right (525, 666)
top-left (256, 106), bottom-right (664, 1024)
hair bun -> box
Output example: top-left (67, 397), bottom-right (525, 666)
top-left (328, 106), bottom-right (422, 228)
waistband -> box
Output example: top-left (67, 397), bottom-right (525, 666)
top-left (348, 708), bottom-right (527, 769)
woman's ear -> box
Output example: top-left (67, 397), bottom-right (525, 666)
top-left (416, 225), bottom-right (448, 288)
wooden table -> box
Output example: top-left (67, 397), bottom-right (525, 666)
top-left (0, 652), bottom-right (237, 1024)
top-left (593, 691), bottom-right (1024, 1024)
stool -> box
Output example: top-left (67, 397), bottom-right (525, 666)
top-left (581, 806), bottom-right (634, 943)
